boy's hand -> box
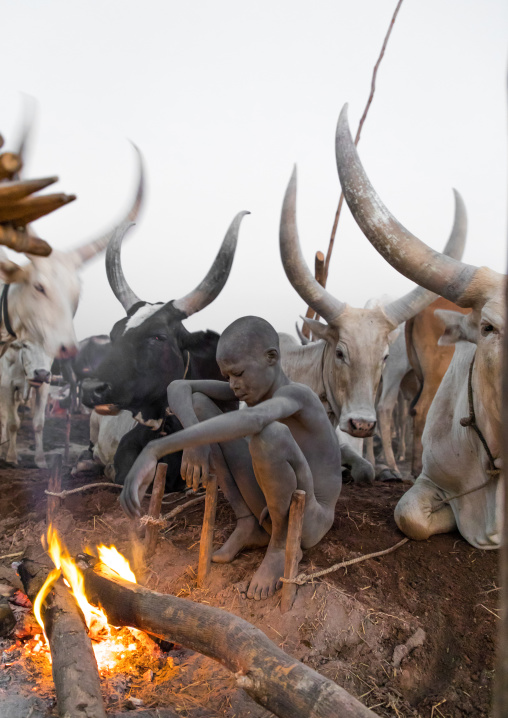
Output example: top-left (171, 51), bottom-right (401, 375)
top-left (120, 447), bottom-right (158, 519)
top-left (181, 445), bottom-right (212, 491)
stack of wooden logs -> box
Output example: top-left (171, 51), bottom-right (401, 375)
top-left (0, 132), bottom-right (76, 256)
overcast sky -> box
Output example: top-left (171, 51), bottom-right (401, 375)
top-left (1, 0), bottom-right (506, 340)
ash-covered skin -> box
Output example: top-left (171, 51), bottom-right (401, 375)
top-left (120, 316), bottom-right (342, 601)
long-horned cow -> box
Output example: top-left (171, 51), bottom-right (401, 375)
top-left (0, 146), bottom-right (144, 360)
top-left (277, 166), bottom-right (467, 474)
top-left (81, 214), bottom-right (247, 486)
top-left (336, 104), bottom-right (504, 548)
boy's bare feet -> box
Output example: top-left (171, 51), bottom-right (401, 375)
top-left (212, 515), bottom-right (269, 563)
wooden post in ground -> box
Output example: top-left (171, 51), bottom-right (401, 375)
top-left (302, 251), bottom-right (325, 339)
top-left (46, 454), bottom-right (63, 526)
top-left (281, 489), bottom-right (306, 613)
top-left (64, 411), bottom-right (71, 463)
top-left (197, 475), bottom-right (218, 587)
top-left (144, 463), bottom-right (167, 558)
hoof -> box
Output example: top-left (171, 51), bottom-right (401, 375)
top-left (35, 458), bottom-right (48, 469)
top-left (377, 468), bottom-right (402, 482)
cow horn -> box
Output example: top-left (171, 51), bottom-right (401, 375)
top-left (70, 142), bottom-right (145, 265)
top-left (105, 221), bottom-right (141, 311)
top-left (382, 188), bottom-right (468, 326)
top-left (280, 167), bottom-right (346, 324)
top-left (13, 95), bottom-right (36, 180)
top-left (172, 211), bottom-right (249, 318)
top-left (335, 104), bottom-right (478, 307)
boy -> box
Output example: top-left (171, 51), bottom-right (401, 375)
top-left (120, 316), bottom-right (342, 600)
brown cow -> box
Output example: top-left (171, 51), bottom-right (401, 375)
top-left (405, 298), bottom-right (471, 477)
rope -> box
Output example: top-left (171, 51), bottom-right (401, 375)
top-left (45, 482), bottom-right (123, 498)
top-left (139, 515), bottom-right (167, 527)
top-left (431, 354), bottom-right (499, 512)
top-left (281, 537), bottom-right (409, 585)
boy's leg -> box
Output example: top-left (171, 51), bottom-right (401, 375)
top-left (244, 421), bottom-right (333, 601)
top-left (191, 393), bottom-right (269, 561)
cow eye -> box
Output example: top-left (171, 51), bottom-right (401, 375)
top-left (34, 283), bottom-right (46, 295)
top-left (335, 348), bottom-right (344, 360)
top-left (151, 334), bottom-right (167, 342)
top-left (481, 324), bottom-right (495, 337)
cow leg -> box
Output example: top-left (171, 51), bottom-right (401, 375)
top-left (5, 394), bottom-right (21, 465)
top-left (0, 390), bottom-right (8, 460)
top-left (364, 437), bottom-right (375, 468)
top-left (394, 476), bottom-right (456, 540)
top-left (32, 383), bottom-right (49, 468)
top-left (397, 392), bottom-right (408, 461)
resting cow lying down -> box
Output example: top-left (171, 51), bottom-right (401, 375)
top-left (336, 104), bottom-right (504, 549)
top-left (121, 316), bottom-right (342, 600)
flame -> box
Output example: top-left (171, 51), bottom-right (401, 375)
top-left (32, 525), bottom-right (139, 674)
top-left (97, 544), bottom-right (137, 583)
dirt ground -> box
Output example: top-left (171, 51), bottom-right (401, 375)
top-left (0, 413), bottom-right (499, 717)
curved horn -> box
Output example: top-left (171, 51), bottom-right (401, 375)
top-left (172, 211), bottom-right (249, 318)
top-left (71, 142), bottom-right (145, 265)
top-left (335, 104), bottom-right (478, 307)
top-left (383, 188), bottom-right (468, 326)
top-left (13, 95), bottom-right (37, 179)
top-left (105, 221), bottom-right (141, 312)
top-left (280, 167), bottom-right (346, 324)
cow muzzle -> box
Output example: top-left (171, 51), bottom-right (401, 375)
top-left (347, 418), bottom-right (376, 438)
top-left (29, 369), bottom-right (52, 386)
top-left (81, 378), bottom-right (115, 408)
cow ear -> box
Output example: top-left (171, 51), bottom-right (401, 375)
top-left (0, 259), bottom-right (31, 284)
top-left (301, 317), bottom-right (332, 342)
top-left (436, 309), bottom-right (477, 345)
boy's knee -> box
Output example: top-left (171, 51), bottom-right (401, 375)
top-left (192, 392), bottom-right (221, 421)
top-left (250, 421), bottom-right (292, 458)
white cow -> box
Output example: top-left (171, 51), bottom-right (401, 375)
top-left (0, 145), bottom-right (143, 360)
top-left (278, 169), bottom-right (466, 482)
top-left (0, 340), bottom-right (52, 467)
top-left (73, 409), bottom-right (137, 480)
top-left (336, 103), bottom-right (504, 548)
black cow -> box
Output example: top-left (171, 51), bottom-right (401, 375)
top-left (81, 213), bottom-right (247, 488)
top-left (52, 335), bottom-right (111, 412)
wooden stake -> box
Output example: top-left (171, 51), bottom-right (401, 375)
top-left (144, 463), bottom-right (167, 558)
top-left (197, 475), bottom-right (218, 587)
top-left (46, 454), bottom-right (63, 526)
top-left (302, 252), bottom-right (326, 339)
top-left (0, 152), bottom-right (22, 180)
top-left (0, 176), bottom-right (58, 204)
top-left (64, 411), bottom-right (71, 464)
top-left (281, 489), bottom-right (306, 613)
top-left (81, 557), bottom-right (378, 718)
top-left (0, 224), bottom-right (52, 256)
top-left (0, 192), bottom-right (76, 225)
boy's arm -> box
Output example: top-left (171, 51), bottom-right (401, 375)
top-left (120, 392), bottom-right (303, 518)
top-left (167, 379), bottom-right (237, 491)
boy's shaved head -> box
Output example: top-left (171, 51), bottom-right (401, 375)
top-left (217, 316), bottom-right (279, 361)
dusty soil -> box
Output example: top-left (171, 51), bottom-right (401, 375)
top-left (0, 414), bottom-right (499, 717)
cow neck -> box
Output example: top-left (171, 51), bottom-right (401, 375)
top-left (137, 350), bottom-right (192, 427)
top-left (0, 284), bottom-right (17, 357)
top-left (431, 353), bottom-right (500, 514)
top-left (320, 341), bottom-right (340, 424)
top-left (459, 353), bottom-right (499, 475)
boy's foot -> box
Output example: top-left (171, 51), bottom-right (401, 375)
top-left (240, 544), bottom-right (299, 601)
top-left (212, 515), bottom-right (269, 563)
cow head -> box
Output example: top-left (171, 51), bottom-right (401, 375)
top-left (0, 144), bottom-right (144, 360)
top-left (279, 166), bottom-right (467, 438)
top-left (335, 103), bottom-right (504, 455)
top-left (81, 212), bottom-right (249, 421)
top-left (3, 339), bottom-right (52, 401)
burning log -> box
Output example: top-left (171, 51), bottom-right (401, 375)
top-left (80, 556), bottom-right (378, 718)
top-left (18, 548), bottom-right (107, 718)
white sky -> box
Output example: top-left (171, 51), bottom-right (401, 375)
top-left (0, 0), bottom-right (506, 340)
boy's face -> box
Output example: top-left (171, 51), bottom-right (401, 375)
top-left (218, 349), bottom-right (276, 406)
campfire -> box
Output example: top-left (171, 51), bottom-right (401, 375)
top-left (31, 526), bottom-right (141, 674)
